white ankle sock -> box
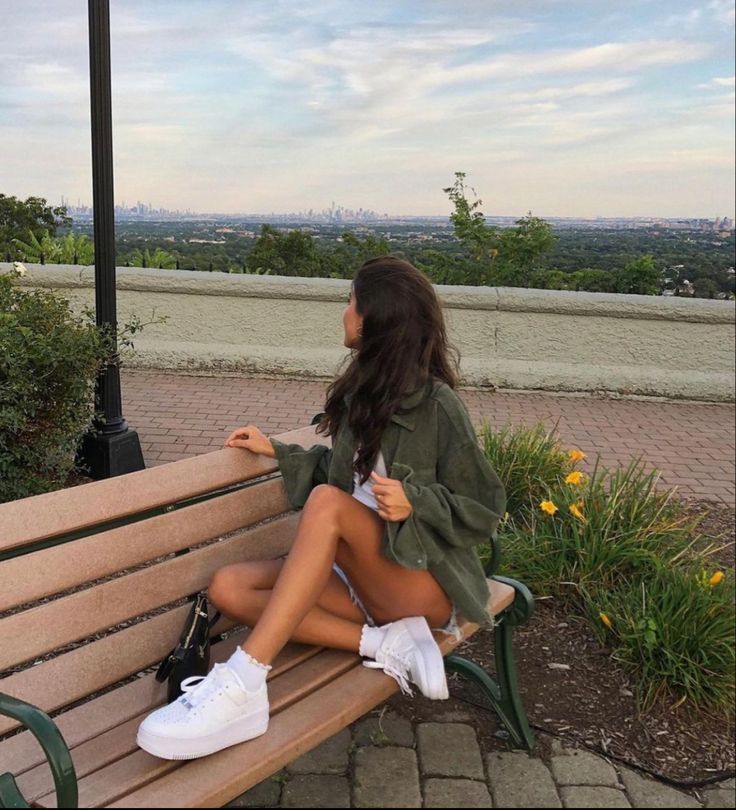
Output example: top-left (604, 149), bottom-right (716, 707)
top-left (227, 648), bottom-right (271, 692)
top-left (359, 624), bottom-right (388, 659)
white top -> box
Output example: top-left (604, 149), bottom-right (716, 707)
top-left (351, 451), bottom-right (387, 512)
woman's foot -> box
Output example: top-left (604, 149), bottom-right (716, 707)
top-left (364, 616), bottom-right (449, 700)
top-left (137, 663), bottom-right (269, 760)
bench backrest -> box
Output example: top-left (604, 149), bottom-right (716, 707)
top-left (0, 426), bottom-right (325, 738)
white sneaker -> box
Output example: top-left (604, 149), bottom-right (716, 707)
top-left (136, 663), bottom-right (269, 760)
top-left (364, 616), bottom-right (449, 700)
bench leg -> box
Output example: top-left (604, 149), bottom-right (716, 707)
top-left (444, 576), bottom-right (535, 751)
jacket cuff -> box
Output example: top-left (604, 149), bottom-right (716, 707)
top-left (270, 438), bottom-right (327, 509)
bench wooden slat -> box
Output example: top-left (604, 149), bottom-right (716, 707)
top-left (0, 514), bottom-right (298, 671)
top-left (0, 631), bottom-right (317, 777)
top-left (0, 477), bottom-right (289, 612)
top-left (99, 625), bottom-right (476, 810)
top-left (0, 579), bottom-right (509, 742)
top-left (0, 605), bottom-right (217, 736)
top-left (18, 645), bottom-right (352, 806)
top-left (0, 425), bottom-right (324, 554)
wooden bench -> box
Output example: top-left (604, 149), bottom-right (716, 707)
top-left (0, 424), bottom-right (535, 809)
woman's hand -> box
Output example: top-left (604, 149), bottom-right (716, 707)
top-left (224, 425), bottom-right (276, 458)
top-left (370, 472), bottom-right (413, 523)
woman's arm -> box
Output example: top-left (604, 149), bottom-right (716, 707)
top-left (225, 425), bottom-right (332, 509)
top-left (269, 438), bottom-right (332, 509)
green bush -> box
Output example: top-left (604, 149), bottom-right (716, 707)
top-left (0, 275), bottom-right (110, 502)
top-left (595, 567), bottom-right (734, 710)
top-left (497, 457), bottom-right (700, 601)
top-left (479, 421), bottom-right (572, 520)
top-left (480, 421), bottom-right (734, 712)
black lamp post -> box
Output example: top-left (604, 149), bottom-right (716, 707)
top-left (78, 0), bottom-right (144, 478)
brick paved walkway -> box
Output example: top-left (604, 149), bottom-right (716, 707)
top-left (223, 714), bottom-right (734, 809)
top-left (122, 370), bottom-right (735, 506)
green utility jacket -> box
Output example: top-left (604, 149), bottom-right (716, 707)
top-left (270, 381), bottom-right (506, 624)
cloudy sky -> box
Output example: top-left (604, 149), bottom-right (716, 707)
top-left (1, 0), bottom-right (734, 218)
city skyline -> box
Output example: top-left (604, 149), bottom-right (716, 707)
top-left (2, 1), bottom-right (734, 219)
top-left (59, 195), bottom-right (735, 227)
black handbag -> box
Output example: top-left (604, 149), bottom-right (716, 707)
top-left (156, 593), bottom-right (221, 703)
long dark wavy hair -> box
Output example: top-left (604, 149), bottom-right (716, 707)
top-left (319, 256), bottom-right (460, 483)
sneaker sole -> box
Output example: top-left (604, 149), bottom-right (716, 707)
top-left (404, 616), bottom-right (449, 700)
top-left (136, 706), bottom-right (269, 760)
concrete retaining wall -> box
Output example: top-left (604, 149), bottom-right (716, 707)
top-left (7, 263), bottom-right (735, 401)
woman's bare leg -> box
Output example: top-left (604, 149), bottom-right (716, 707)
top-left (236, 484), bottom-right (452, 665)
top-left (209, 559), bottom-right (366, 652)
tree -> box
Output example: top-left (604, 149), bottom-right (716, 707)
top-left (442, 172), bottom-right (556, 286)
top-left (246, 225), bottom-right (335, 277)
top-left (335, 231), bottom-right (391, 275)
top-left (127, 247), bottom-right (177, 269)
top-left (615, 255), bottom-right (661, 295)
top-left (495, 214), bottom-right (556, 287)
top-left (443, 172), bottom-right (498, 272)
top-left (571, 268), bottom-right (616, 293)
top-left (529, 268), bottom-right (572, 290)
top-left (693, 277), bottom-right (720, 299)
top-left (13, 230), bottom-right (94, 264)
top-left (0, 194), bottom-right (71, 259)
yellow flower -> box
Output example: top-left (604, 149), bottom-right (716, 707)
top-left (709, 571), bottom-right (725, 587)
top-left (540, 500), bottom-right (558, 515)
top-left (568, 449), bottom-right (586, 462)
top-left (569, 501), bottom-right (587, 522)
top-left (599, 612), bottom-right (613, 630)
top-left (565, 471), bottom-right (585, 485)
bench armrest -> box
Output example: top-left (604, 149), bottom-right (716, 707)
top-left (492, 575), bottom-right (535, 626)
top-left (0, 693), bottom-right (78, 809)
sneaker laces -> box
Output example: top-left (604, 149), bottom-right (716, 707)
top-left (364, 651), bottom-right (414, 697)
top-left (180, 663), bottom-right (231, 710)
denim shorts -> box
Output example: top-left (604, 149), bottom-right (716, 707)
top-left (332, 563), bottom-right (463, 641)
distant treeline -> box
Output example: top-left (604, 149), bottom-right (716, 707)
top-left (2, 182), bottom-right (734, 298)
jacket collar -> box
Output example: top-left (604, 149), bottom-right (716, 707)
top-left (344, 382), bottom-right (432, 432)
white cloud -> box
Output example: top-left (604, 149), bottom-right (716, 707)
top-left (0, 1), bottom-right (733, 217)
top-left (708, 0), bottom-right (736, 25)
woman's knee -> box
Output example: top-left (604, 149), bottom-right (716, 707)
top-left (208, 564), bottom-right (250, 612)
top-left (303, 484), bottom-right (345, 530)
top-left (306, 484), bottom-right (344, 509)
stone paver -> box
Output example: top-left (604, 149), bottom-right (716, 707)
top-left (281, 775), bottom-right (350, 808)
top-left (551, 750), bottom-right (620, 787)
top-left (226, 775), bottom-right (281, 807)
top-left (417, 723), bottom-right (485, 779)
top-left (286, 729), bottom-right (350, 775)
top-left (618, 767), bottom-right (702, 808)
top-left (424, 778), bottom-right (493, 808)
top-left (353, 710), bottom-right (414, 747)
top-left (560, 785), bottom-right (631, 808)
top-left (487, 752), bottom-right (562, 808)
top-left (122, 370), bottom-right (735, 505)
top-left (703, 779), bottom-right (736, 807)
top-left (353, 747), bottom-right (421, 808)
top-left (702, 783), bottom-right (736, 809)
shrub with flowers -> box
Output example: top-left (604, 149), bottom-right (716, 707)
top-left (479, 421), bottom-right (735, 712)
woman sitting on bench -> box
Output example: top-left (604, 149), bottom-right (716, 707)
top-left (137, 256), bottom-right (506, 761)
